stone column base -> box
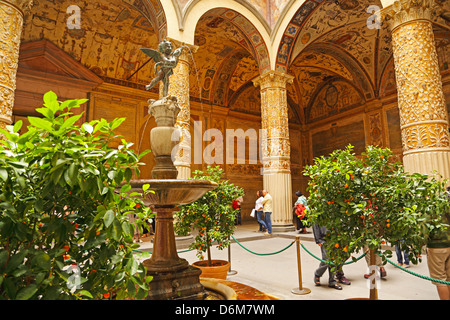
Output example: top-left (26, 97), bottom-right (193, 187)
top-left (264, 171), bottom-right (295, 233)
top-left (403, 149), bottom-right (450, 185)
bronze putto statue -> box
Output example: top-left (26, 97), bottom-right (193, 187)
top-left (141, 39), bottom-right (187, 97)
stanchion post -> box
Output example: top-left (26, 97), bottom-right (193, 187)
top-left (291, 235), bottom-right (311, 295)
top-left (228, 236), bottom-right (237, 276)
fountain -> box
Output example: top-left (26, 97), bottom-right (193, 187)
top-left (128, 40), bottom-right (218, 300)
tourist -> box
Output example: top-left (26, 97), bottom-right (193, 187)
top-left (312, 224), bottom-right (343, 290)
top-left (426, 186), bottom-right (450, 300)
top-left (254, 190), bottom-right (266, 232)
top-left (293, 190), bottom-right (308, 234)
top-left (395, 240), bottom-right (410, 268)
top-left (232, 195), bottom-right (243, 225)
top-left (261, 190), bottom-right (273, 235)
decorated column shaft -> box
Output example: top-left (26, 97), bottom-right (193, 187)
top-left (166, 39), bottom-right (198, 180)
top-left (381, 0), bottom-right (450, 182)
top-left (0, 0), bottom-right (31, 130)
top-left (253, 70), bottom-right (294, 232)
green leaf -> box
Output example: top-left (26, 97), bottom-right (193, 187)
top-left (103, 210), bottom-right (115, 228)
top-left (78, 290), bottom-right (93, 299)
top-left (111, 118), bottom-right (126, 131)
top-left (110, 219), bottom-right (122, 241)
top-left (0, 168), bottom-right (8, 181)
top-left (55, 114), bottom-right (83, 135)
top-left (13, 120), bottom-right (23, 133)
top-left (28, 116), bottom-right (54, 133)
top-left (35, 107), bottom-right (54, 119)
top-left (16, 284), bottom-right (38, 300)
top-left (43, 91), bottom-right (59, 113)
top-left (124, 167), bottom-right (132, 182)
top-left (120, 184), bottom-right (131, 194)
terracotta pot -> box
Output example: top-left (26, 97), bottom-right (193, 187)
top-left (192, 260), bottom-right (230, 280)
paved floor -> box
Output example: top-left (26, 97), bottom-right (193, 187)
top-left (135, 221), bottom-right (441, 300)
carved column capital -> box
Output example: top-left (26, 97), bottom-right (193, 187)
top-left (1, 0), bottom-right (33, 15)
top-left (379, 0), bottom-right (443, 31)
top-left (166, 37), bottom-right (199, 56)
top-left (253, 70), bottom-right (294, 91)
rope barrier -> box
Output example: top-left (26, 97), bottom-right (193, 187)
top-left (383, 255), bottom-right (450, 285)
top-left (231, 235), bottom-right (295, 256)
top-left (299, 242), bottom-right (450, 285)
top-left (132, 236), bottom-right (450, 286)
top-left (300, 243), bottom-right (367, 266)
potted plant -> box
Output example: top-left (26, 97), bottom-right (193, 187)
top-left (0, 91), bottom-right (153, 300)
top-left (304, 145), bottom-right (449, 300)
top-left (174, 166), bottom-right (244, 279)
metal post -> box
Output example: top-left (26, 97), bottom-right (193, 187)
top-left (291, 235), bottom-right (311, 295)
top-left (227, 236), bottom-right (237, 275)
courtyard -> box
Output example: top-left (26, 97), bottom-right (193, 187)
top-left (136, 221), bottom-right (441, 300)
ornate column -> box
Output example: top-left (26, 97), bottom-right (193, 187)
top-left (253, 71), bottom-right (295, 232)
top-left (380, 0), bottom-right (450, 183)
top-left (166, 38), bottom-right (198, 180)
top-left (0, 0), bottom-right (31, 130)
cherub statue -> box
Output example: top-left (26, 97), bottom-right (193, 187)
top-left (141, 39), bottom-right (187, 97)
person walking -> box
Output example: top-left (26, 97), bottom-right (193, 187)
top-left (261, 190), bottom-right (272, 235)
top-left (232, 195), bottom-right (243, 225)
top-left (312, 224), bottom-right (342, 290)
top-left (395, 241), bottom-right (410, 268)
top-left (294, 191), bottom-right (308, 234)
top-left (426, 186), bottom-right (450, 300)
top-left (254, 190), bottom-right (266, 232)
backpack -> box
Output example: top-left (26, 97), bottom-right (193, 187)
top-left (295, 203), bottom-right (306, 219)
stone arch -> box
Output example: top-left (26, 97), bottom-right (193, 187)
top-left (274, 0), bottom-right (323, 73)
top-left (195, 7), bottom-right (270, 74)
top-left (136, 0), bottom-right (167, 41)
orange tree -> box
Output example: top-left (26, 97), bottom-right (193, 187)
top-left (0, 92), bottom-right (152, 300)
top-left (304, 145), bottom-right (449, 272)
top-left (174, 166), bottom-right (244, 266)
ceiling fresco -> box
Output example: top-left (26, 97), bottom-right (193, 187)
top-left (21, 0), bottom-right (164, 88)
top-left (17, 0), bottom-right (449, 126)
top-left (175, 0), bottom-right (291, 28)
top-left (278, 0), bottom-right (450, 124)
top-left (191, 8), bottom-right (269, 109)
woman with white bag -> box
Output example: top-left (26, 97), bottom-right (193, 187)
top-left (252, 190), bottom-right (266, 232)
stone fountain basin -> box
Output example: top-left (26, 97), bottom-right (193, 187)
top-left (128, 179), bottom-right (218, 206)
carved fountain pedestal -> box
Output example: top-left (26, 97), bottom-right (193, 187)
top-left (130, 96), bottom-right (217, 300)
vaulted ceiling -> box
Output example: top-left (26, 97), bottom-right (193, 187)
top-left (19, 0), bottom-right (450, 125)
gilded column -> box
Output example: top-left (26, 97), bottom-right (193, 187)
top-left (380, 0), bottom-right (450, 182)
top-left (0, 0), bottom-right (31, 130)
top-left (253, 71), bottom-right (295, 232)
top-left (166, 39), bottom-right (198, 180)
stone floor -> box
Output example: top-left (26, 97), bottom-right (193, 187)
top-left (135, 220), bottom-right (442, 300)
